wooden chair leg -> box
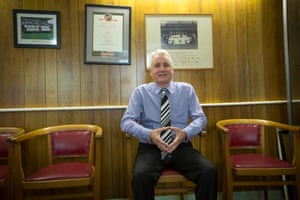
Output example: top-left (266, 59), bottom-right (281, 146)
top-left (226, 177), bottom-right (233, 200)
top-left (180, 193), bottom-right (184, 200)
top-left (263, 187), bottom-right (268, 200)
top-left (296, 181), bottom-right (300, 200)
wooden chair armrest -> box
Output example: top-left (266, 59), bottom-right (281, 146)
top-left (198, 130), bottom-right (206, 155)
top-left (199, 130), bottom-right (207, 136)
top-left (125, 132), bottom-right (132, 139)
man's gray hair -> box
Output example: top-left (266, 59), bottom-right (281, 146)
top-left (150, 49), bottom-right (174, 67)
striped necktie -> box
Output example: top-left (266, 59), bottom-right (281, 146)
top-left (160, 89), bottom-right (173, 160)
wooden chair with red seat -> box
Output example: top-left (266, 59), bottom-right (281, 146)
top-left (0, 127), bottom-right (25, 200)
top-left (8, 124), bottom-right (102, 200)
top-left (216, 119), bottom-right (300, 200)
top-left (125, 131), bottom-right (206, 200)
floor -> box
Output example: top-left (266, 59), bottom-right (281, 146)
top-left (106, 190), bottom-right (290, 200)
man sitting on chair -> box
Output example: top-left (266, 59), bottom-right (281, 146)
top-left (120, 49), bottom-right (217, 200)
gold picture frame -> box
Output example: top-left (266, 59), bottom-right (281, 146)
top-left (145, 14), bottom-right (213, 70)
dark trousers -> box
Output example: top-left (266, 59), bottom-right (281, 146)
top-left (132, 142), bottom-right (218, 200)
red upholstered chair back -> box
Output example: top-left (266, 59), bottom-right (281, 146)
top-left (51, 130), bottom-right (91, 157)
top-left (0, 127), bottom-right (25, 200)
top-left (225, 124), bottom-right (261, 148)
top-left (0, 132), bottom-right (14, 181)
top-left (0, 133), bottom-right (13, 159)
top-left (0, 128), bottom-right (25, 161)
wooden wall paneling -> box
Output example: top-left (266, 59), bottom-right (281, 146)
top-left (109, 67), bottom-right (121, 104)
top-left (80, 110), bottom-right (95, 124)
top-left (251, 104), bottom-right (268, 120)
top-left (22, 0), bottom-right (37, 9)
top-left (57, 111), bottom-right (83, 125)
top-left (45, 49), bottom-right (58, 107)
top-left (120, 65), bottom-right (136, 104)
top-left (25, 112), bottom-right (46, 132)
top-left (80, 65), bottom-right (94, 105)
top-left (246, 1), bottom-right (267, 101)
top-left (211, 2), bottom-right (234, 103)
top-left (120, 0), bottom-right (137, 104)
top-left (220, 1), bottom-right (240, 102)
top-left (180, 71), bottom-right (192, 83)
top-left (209, 5), bottom-right (223, 104)
top-left (92, 67), bottom-right (110, 104)
top-left (110, 109), bottom-right (126, 198)
top-left (45, 111), bottom-right (59, 127)
top-left (24, 49), bottom-right (46, 107)
top-left (136, 0), bottom-right (148, 85)
top-left (239, 105), bottom-right (254, 118)
top-left (0, 2), bottom-right (24, 107)
top-left (79, 0), bottom-right (95, 105)
top-left (192, 71), bottom-right (213, 103)
top-left (0, 113), bottom-right (25, 128)
top-left (261, 0), bottom-right (286, 100)
top-left (234, 1), bottom-right (251, 101)
top-left (56, 0), bottom-right (81, 106)
top-left (94, 109), bottom-right (113, 198)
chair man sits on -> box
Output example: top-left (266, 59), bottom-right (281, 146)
top-left (125, 131), bottom-right (207, 200)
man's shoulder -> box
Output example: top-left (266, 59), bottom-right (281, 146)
top-left (136, 82), bottom-right (155, 90)
top-left (173, 81), bottom-right (193, 89)
top-left (134, 83), bottom-right (157, 94)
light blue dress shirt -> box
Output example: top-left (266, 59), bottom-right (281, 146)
top-left (120, 81), bottom-right (207, 143)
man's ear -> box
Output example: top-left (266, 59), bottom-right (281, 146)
top-left (149, 68), bottom-right (153, 77)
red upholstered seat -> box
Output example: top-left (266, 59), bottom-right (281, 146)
top-left (25, 162), bottom-right (93, 181)
top-left (231, 154), bottom-right (293, 168)
top-left (0, 165), bottom-right (8, 180)
top-left (161, 168), bottom-right (181, 176)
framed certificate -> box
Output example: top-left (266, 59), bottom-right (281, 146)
top-left (84, 4), bottom-right (131, 65)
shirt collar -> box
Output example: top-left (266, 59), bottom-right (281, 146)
top-left (153, 81), bottom-right (175, 95)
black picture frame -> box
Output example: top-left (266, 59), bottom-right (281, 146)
top-left (84, 4), bottom-right (131, 65)
top-left (13, 9), bottom-right (60, 48)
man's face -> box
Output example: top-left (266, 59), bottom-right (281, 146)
top-left (149, 54), bottom-right (174, 87)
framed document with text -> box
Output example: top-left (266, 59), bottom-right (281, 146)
top-left (84, 4), bottom-right (131, 65)
top-left (145, 14), bottom-right (213, 70)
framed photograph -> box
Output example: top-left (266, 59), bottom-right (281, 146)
top-left (145, 14), bottom-right (213, 70)
top-left (13, 9), bottom-right (60, 48)
top-left (84, 4), bottom-right (131, 65)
